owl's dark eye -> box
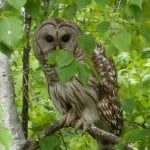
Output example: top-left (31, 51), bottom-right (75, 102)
top-left (45, 35), bottom-right (53, 43)
top-left (61, 34), bottom-right (70, 43)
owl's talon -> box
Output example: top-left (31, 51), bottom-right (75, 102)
top-left (60, 110), bottom-right (77, 127)
top-left (75, 118), bottom-right (91, 132)
top-left (60, 114), bottom-right (67, 125)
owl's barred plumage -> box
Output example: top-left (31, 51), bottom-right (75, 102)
top-left (33, 18), bottom-right (123, 150)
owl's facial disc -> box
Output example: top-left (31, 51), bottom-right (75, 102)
top-left (34, 19), bottom-right (83, 64)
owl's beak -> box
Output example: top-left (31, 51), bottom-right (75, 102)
top-left (56, 45), bottom-right (62, 50)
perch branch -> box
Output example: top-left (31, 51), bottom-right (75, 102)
top-left (26, 121), bottom-right (138, 150)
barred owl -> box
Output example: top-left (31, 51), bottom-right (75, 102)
top-left (33, 18), bottom-right (123, 150)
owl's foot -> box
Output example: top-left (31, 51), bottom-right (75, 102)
top-left (60, 110), bottom-right (77, 127)
top-left (75, 118), bottom-right (91, 131)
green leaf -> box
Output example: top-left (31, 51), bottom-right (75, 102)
top-left (105, 44), bottom-right (116, 58)
top-left (77, 35), bottom-right (95, 55)
top-left (78, 64), bottom-right (91, 84)
top-left (0, 42), bottom-right (12, 56)
top-left (142, 0), bottom-right (150, 19)
top-left (0, 16), bottom-right (23, 47)
top-left (7, 0), bottom-right (26, 10)
top-left (47, 50), bottom-right (74, 68)
top-left (130, 0), bottom-right (143, 9)
top-left (56, 50), bottom-right (74, 68)
top-left (40, 135), bottom-right (61, 150)
top-left (0, 125), bottom-right (12, 150)
top-left (24, 0), bottom-right (41, 20)
top-left (29, 106), bottom-right (55, 131)
top-left (124, 128), bottom-right (150, 143)
top-left (47, 51), bottom-right (58, 64)
top-left (57, 60), bottom-right (78, 83)
top-left (121, 99), bottom-right (135, 113)
top-left (135, 116), bottom-right (144, 124)
top-left (140, 21), bottom-right (150, 42)
top-left (64, 5), bottom-right (77, 19)
top-left (95, 0), bottom-right (111, 6)
top-left (112, 32), bottom-right (131, 52)
top-left (126, 4), bottom-right (142, 21)
top-left (75, 0), bottom-right (91, 9)
top-left (96, 21), bottom-right (110, 34)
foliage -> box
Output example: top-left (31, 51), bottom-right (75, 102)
top-left (0, 0), bottom-right (150, 150)
top-left (47, 49), bottom-right (91, 83)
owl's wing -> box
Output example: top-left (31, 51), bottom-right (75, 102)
top-left (92, 44), bottom-right (123, 135)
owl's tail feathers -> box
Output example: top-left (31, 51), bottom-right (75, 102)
top-left (98, 139), bottom-right (115, 150)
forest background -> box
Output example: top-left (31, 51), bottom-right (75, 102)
top-left (0, 0), bottom-right (150, 150)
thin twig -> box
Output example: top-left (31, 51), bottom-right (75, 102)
top-left (22, 13), bottom-right (32, 139)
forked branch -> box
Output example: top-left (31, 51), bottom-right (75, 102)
top-left (26, 121), bottom-right (138, 150)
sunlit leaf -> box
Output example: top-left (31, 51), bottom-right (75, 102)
top-left (112, 32), bottom-right (131, 51)
top-left (7, 0), bottom-right (26, 10)
top-left (0, 125), bottom-right (12, 150)
top-left (135, 116), bottom-right (144, 124)
top-left (0, 16), bottom-right (23, 47)
top-left (29, 106), bottom-right (56, 131)
top-left (77, 35), bottom-right (95, 55)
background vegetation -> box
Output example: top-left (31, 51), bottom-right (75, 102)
top-left (0, 0), bottom-right (150, 149)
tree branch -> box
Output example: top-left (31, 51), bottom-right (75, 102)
top-left (27, 121), bottom-right (138, 150)
top-left (22, 13), bottom-right (32, 139)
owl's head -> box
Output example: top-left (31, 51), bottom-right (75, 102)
top-left (33, 18), bottom-right (83, 63)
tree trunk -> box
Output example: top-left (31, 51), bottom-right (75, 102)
top-left (0, 52), bottom-right (26, 150)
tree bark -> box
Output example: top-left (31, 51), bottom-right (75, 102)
top-left (0, 52), bottom-right (26, 150)
top-left (22, 13), bottom-right (31, 139)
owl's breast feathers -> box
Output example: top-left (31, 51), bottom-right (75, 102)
top-left (48, 77), bottom-right (100, 119)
